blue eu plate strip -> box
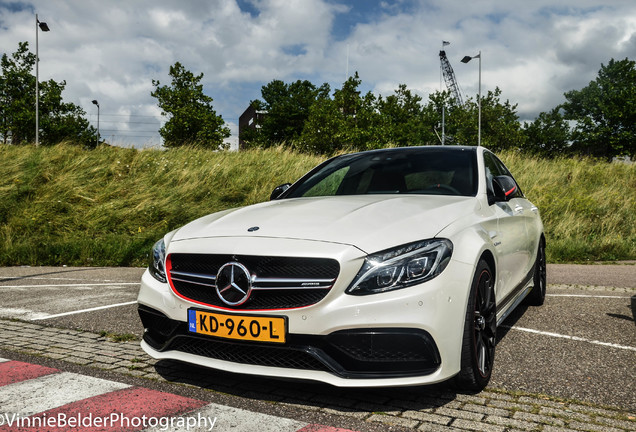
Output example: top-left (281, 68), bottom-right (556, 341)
top-left (188, 309), bottom-right (197, 332)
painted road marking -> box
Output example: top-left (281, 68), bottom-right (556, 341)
top-left (0, 308), bottom-right (56, 321)
top-left (0, 360), bottom-right (58, 386)
top-left (31, 301), bottom-right (138, 320)
top-left (504, 326), bottom-right (636, 352)
top-left (547, 294), bottom-right (633, 298)
top-left (27, 387), bottom-right (210, 432)
top-left (0, 279), bottom-right (139, 321)
top-left (0, 359), bottom-right (358, 432)
top-left (1, 276), bottom-right (135, 282)
top-left (0, 283), bottom-right (139, 289)
top-left (0, 371), bottom-right (129, 415)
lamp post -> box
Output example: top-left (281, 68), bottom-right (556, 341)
top-left (461, 51), bottom-right (481, 146)
top-left (92, 100), bottom-right (100, 147)
top-left (35, 14), bottom-right (50, 146)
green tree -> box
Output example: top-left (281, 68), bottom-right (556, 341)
top-left (1, 42), bottom-right (36, 144)
top-left (377, 84), bottom-right (436, 146)
top-left (297, 96), bottom-right (344, 154)
top-left (450, 87), bottom-right (526, 151)
top-left (151, 62), bottom-right (230, 149)
top-left (0, 42), bottom-right (96, 146)
top-left (331, 72), bottom-right (381, 150)
top-left (561, 58), bottom-right (636, 159)
top-left (299, 73), bottom-right (382, 153)
top-left (522, 108), bottom-right (571, 157)
top-left (248, 79), bottom-right (330, 147)
top-left (424, 90), bottom-right (461, 145)
top-left (39, 79), bottom-right (96, 146)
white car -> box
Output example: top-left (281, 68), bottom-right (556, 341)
top-left (138, 146), bottom-right (545, 391)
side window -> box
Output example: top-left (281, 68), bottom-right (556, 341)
top-left (483, 152), bottom-right (503, 195)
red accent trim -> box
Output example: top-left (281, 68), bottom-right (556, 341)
top-left (504, 185), bottom-right (516, 197)
top-left (165, 253), bottom-right (310, 312)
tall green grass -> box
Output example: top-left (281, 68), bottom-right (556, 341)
top-left (0, 143), bottom-right (634, 266)
top-left (503, 152), bottom-right (635, 262)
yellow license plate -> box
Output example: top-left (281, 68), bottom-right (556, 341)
top-left (188, 310), bottom-right (286, 343)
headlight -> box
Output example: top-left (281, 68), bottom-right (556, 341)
top-left (346, 239), bottom-right (453, 295)
top-left (149, 238), bottom-right (167, 283)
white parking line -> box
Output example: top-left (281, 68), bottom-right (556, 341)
top-left (31, 301), bottom-right (138, 320)
top-left (547, 294), bottom-right (633, 299)
top-left (0, 283), bottom-right (139, 289)
top-left (504, 325), bottom-right (636, 352)
top-left (1, 276), bottom-right (133, 282)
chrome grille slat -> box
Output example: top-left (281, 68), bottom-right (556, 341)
top-left (251, 285), bottom-right (332, 290)
top-left (252, 277), bottom-right (335, 290)
top-left (170, 276), bottom-right (216, 288)
top-left (253, 277), bottom-right (335, 284)
top-left (170, 270), bottom-right (217, 281)
top-left (169, 275), bottom-right (335, 290)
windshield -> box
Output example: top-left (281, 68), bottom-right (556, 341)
top-left (286, 147), bottom-right (478, 198)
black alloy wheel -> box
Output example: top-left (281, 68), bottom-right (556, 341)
top-left (455, 259), bottom-right (497, 391)
top-left (526, 237), bottom-right (547, 306)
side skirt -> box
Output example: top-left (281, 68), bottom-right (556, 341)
top-left (496, 268), bottom-right (534, 326)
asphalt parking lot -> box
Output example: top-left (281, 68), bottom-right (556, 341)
top-left (0, 264), bottom-right (634, 431)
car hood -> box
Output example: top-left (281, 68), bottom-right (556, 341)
top-left (171, 195), bottom-right (479, 253)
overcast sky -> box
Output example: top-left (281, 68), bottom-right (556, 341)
top-left (1, 0), bottom-right (635, 149)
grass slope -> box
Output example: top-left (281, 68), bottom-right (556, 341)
top-left (1, 143), bottom-right (634, 266)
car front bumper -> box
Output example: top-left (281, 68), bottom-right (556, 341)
top-left (137, 239), bottom-right (474, 387)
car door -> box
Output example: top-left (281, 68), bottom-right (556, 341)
top-left (483, 152), bottom-right (532, 305)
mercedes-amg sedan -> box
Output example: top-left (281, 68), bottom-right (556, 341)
top-left (138, 146), bottom-right (545, 391)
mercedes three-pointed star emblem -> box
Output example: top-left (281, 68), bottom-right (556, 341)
top-left (216, 262), bottom-right (252, 306)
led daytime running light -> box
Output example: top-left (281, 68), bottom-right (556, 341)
top-left (347, 239), bottom-right (452, 295)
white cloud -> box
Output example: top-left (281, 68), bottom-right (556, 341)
top-left (1, 0), bottom-right (634, 146)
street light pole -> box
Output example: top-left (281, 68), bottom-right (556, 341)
top-left (35, 14), bottom-right (50, 146)
top-left (478, 51), bottom-right (481, 147)
top-left (92, 100), bottom-right (100, 147)
top-left (461, 51), bottom-right (482, 146)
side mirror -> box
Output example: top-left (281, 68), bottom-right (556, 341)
top-left (270, 183), bottom-right (291, 200)
top-left (491, 175), bottom-right (518, 203)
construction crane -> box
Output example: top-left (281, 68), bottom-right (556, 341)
top-left (439, 49), bottom-right (464, 106)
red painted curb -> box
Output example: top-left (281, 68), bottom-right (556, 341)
top-left (0, 360), bottom-right (59, 386)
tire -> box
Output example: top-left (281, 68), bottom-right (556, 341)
top-left (526, 237), bottom-right (546, 306)
top-left (454, 259), bottom-right (497, 392)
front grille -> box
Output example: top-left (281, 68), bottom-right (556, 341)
top-left (168, 254), bottom-right (340, 310)
top-left (168, 336), bottom-right (331, 372)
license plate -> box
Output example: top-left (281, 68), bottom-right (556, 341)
top-left (188, 310), bottom-right (286, 344)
